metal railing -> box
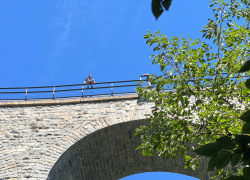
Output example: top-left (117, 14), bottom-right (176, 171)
top-left (0, 79), bottom-right (149, 102)
top-left (0, 73), bottom-right (248, 102)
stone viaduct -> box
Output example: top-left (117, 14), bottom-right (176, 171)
top-left (0, 95), bottom-right (211, 180)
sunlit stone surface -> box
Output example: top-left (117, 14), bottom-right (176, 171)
top-left (0, 95), bottom-right (210, 179)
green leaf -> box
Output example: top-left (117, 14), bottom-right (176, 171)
top-left (216, 136), bottom-right (236, 150)
top-left (142, 149), bottom-right (147, 156)
top-left (225, 176), bottom-right (243, 180)
top-left (231, 152), bottom-right (241, 166)
top-left (207, 151), bottom-right (231, 172)
top-left (235, 135), bottom-right (249, 146)
top-left (245, 79), bottom-right (250, 89)
top-left (235, 145), bottom-right (247, 154)
top-left (161, 64), bottom-right (166, 72)
top-left (243, 167), bottom-right (250, 180)
top-left (152, 0), bottom-right (164, 20)
top-left (161, 0), bottom-right (172, 11)
top-left (194, 143), bottom-right (221, 157)
top-left (209, 4), bottom-right (214, 8)
top-left (243, 148), bottom-right (250, 161)
top-left (240, 110), bottom-right (250, 123)
top-left (195, 160), bottom-right (199, 168)
top-left (242, 123), bottom-right (250, 134)
top-left (239, 60), bottom-right (250, 73)
top-left (243, 158), bottom-right (250, 166)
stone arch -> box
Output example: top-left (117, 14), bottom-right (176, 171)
top-left (0, 95), bottom-right (154, 179)
top-left (47, 119), bottom-right (211, 180)
top-left (29, 115), bottom-right (129, 178)
top-left (0, 134), bottom-right (19, 179)
top-left (29, 98), bottom-right (152, 179)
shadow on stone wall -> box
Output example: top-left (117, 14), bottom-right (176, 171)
top-left (48, 119), bottom-right (210, 180)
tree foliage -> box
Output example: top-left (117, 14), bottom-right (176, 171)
top-left (136, 0), bottom-right (250, 179)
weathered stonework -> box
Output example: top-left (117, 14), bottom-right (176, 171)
top-left (48, 119), bottom-right (211, 180)
top-left (0, 95), bottom-right (210, 180)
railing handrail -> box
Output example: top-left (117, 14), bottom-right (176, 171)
top-left (0, 79), bottom-right (143, 90)
top-left (0, 79), bottom-right (148, 101)
top-left (0, 74), bottom-right (248, 102)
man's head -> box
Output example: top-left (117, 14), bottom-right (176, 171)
top-left (89, 74), bottom-right (91, 78)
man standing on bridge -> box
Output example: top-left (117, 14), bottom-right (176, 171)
top-left (84, 74), bottom-right (95, 88)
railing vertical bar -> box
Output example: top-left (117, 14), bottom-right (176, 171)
top-left (53, 86), bottom-right (55, 100)
top-left (111, 83), bottom-right (113, 96)
top-left (25, 88), bottom-right (28, 101)
top-left (82, 85), bottom-right (84, 98)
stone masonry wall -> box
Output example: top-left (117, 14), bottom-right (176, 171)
top-left (0, 95), bottom-right (154, 179)
top-left (48, 119), bottom-right (210, 180)
top-left (0, 95), bottom-right (210, 180)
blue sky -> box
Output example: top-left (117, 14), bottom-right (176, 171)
top-left (0, 0), bottom-right (214, 179)
top-left (0, 0), bottom-right (213, 87)
top-left (120, 172), bottom-right (199, 180)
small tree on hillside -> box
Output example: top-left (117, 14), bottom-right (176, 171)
top-left (136, 0), bottom-right (250, 179)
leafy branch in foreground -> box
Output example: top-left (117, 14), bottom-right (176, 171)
top-left (151, 0), bottom-right (173, 20)
top-left (136, 0), bottom-right (250, 179)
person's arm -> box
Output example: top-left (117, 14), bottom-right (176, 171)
top-left (83, 78), bottom-right (87, 84)
top-left (141, 74), bottom-right (150, 78)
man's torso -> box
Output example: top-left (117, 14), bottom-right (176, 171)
top-left (86, 78), bottom-right (93, 81)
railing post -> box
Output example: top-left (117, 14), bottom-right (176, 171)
top-left (82, 85), bottom-right (84, 98)
top-left (53, 86), bottom-right (55, 100)
top-left (25, 88), bottom-right (28, 101)
top-left (111, 83), bottom-right (113, 96)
